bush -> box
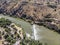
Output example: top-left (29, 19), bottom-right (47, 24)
top-left (6, 36), bottom-right (12, 42)
top-left (0, 18), bottom-right (11, 28)
top-left (5, 28), bottom-right (11, 33)
top-left (4, 34), bottom-right (9, 39)
top-left (11, 39), bottom-right (16, 44)
top-left (47, 4), bottom-right (57, 9)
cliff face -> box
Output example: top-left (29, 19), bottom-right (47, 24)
top-left (0, 0), bottom-right (60, 33)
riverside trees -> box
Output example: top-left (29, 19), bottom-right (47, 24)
top-left (0, 18), bottom-right (11, 27)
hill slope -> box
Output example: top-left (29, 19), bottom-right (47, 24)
top-left (0, 0), bottom-right (60, 33)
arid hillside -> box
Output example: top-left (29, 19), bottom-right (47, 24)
top-left (0, 0), bottom-right (60, 33)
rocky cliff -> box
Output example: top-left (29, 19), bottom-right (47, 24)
top-left (0, 0), bottom-right (60, 33)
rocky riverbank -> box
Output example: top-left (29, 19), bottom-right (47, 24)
top-left (0, 0), bottom-right (60, 33)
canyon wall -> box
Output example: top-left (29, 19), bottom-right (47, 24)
top-left (0, 0), bottom-right (60, 33)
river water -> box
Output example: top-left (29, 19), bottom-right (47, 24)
top-left (0, 14), bottom-right (60, 45)
top-left (32, 24), bottom-right (42, 40)
top-left (32, 24), bottom-right (38, 40)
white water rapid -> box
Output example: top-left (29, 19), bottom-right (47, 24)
top-left (32, 24), bottom-right (42, 40)
top-left (32, 24), bottom-right (38, 40)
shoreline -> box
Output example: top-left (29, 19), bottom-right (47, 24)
top-left (1, 14), bottom-right (60, 34)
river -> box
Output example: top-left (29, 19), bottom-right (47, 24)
top-left (0, 14), bottom-right (60, 45)
top-left (32, 24), bottom-right (42, 40)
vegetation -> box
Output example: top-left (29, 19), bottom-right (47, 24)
top-left (0, 18), bottom-right (11, 28)
top-left (20, 39), bottom-right (43, 45)
top-left (0, 18), bottom-right (44, 45)
top-left (47, 4), bottom-right (57, 9)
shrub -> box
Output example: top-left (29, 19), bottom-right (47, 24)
top-left (0, 18), bottom-right (11, 27)
top-left (47, 4), bottom-right (57, 9)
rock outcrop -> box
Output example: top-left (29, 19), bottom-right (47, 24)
top-left (0, 0), bottom-right (60, 33)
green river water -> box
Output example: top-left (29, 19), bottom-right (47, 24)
top-left (0, 14), bottom-right (60, 45)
